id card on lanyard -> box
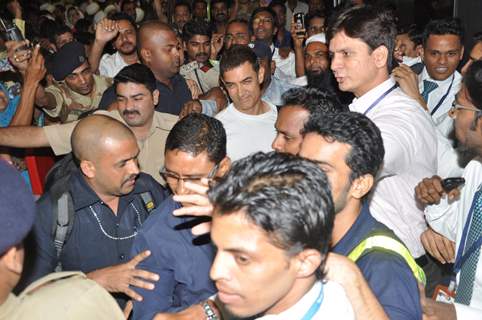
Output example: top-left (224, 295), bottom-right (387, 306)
top-left (454, 184), bottom-right (482, 276)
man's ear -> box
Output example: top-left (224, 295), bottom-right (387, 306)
top-left (80, 160), bottom-right (96, 179)
top-left (459, 46), bottom-right (465, 61)
top-left (1, 245), bottom-right (24, 275)
top-left (217, 156), bottom-right (231, 178)
top-left (152, 89), bottom-right (160, 106)
top-left (349, 174), bottom-right (374, 199)
top-left (258, 64), bottom-right (266, 85)
top-left (294, 249), bottom-right (322, 279)
top-left (415, 44), bottom-right (424, 58)
top-left (372, 45), bottom-right (389, 69)
top-left (140, 48), bottom-right (151, 64)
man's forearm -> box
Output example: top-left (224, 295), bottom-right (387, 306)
top-left (344, 273), bottom-right (389, 320)
top-left (10, 79), bottom-right (39, 126)
top-left (89, 39), bottom-right (107, 73)
top-left (294, 46), bottom-right (305, 77)
top-left (0, 126), bottom-right (49, 148)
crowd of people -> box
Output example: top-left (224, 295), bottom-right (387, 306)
top-left (0, 0), bottom-right (481, 319)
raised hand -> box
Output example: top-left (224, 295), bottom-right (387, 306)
top-left (6, 40), bottom-right (31, 74)
top-left (24, 45), bottom-right (46, 84)
top-left (95, 18), bottom-right (119, 44)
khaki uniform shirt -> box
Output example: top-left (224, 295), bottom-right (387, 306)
top-left (44, 75), bottom-right (112, 123)
top-left (180, 60), bottom-right (220, 94)
top-left (4, 272), bottom-right (124, 320)
top-left (43, 110), bottom-right (178, 183)
top-left (0, 293), bottom-right (19, 320)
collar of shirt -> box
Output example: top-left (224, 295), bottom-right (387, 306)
top-left (419, 67), bottom-right (459, 90)
top-left (349, 77), bottom-right (397, 114)
top-left (156, 74), bottom-right (188, 92)
top-left (332, 202), bottom-right (389, 255)
top-left (256, 281), bottom-right (322, 320)
top-left (69, 169), bottom-right (153, 211)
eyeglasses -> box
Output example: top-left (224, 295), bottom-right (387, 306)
top-left (451, 101), bottom-right (482, 129)
top-left (253, 17), bottom-right (273, 25)
top-left (160, 163), bottom-right (220, 185)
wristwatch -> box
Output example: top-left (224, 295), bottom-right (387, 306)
top-left (202, 301), bottom-right (219, 320)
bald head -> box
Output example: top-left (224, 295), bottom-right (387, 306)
top-left (138, 21), bottom-right (181, 80)
top-left (71, 115), bottom-right (136, 162)
top-left (138, 21), bottom-right (176, 50)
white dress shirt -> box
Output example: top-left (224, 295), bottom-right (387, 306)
top-left (99, 51), bottom-right (129, 78)
top-left (425, 159), bottom-right (482, 319)
top-left (285, 1), bottom-right (309, 31)
top-left (256, 281), bottom-right (354, 320)
top-left (215, 100), bottom-right (277, 161)
top-left (350, 77), bottom-right (437, 258)
top-left (418, 68), bottom-right (462, 137)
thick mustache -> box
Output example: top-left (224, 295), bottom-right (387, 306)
top-left (123, 110), bottom-right (140, 116)
top-left (195, 53), bottom-right (208, 58)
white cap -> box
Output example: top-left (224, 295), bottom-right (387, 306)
top-left (305, 33), bottom-right (327, 45)
top-left (94, 10), bottom-right (106, 24)
top-left (104, 4), bottom-right (118, 16)
top-left (85, 2), bottom-right (100, 16)
top-left (40, 3), bottom-right (56, 13)
top-left (135, 7), bottom-right (144, 23)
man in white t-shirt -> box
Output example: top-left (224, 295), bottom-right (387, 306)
top-left (216, 45), bottom-right (277, 161)
top-left (208, 152), bottom-right (354, 320)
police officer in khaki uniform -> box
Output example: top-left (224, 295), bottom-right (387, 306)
top-left (180, 20), bottom-right (220, 94)
top-left (35, 41), bottom-right (112, 123)
top-left (0, 161), bottom-right (124, 320)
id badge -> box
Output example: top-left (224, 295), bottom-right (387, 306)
top-left (433, 284), bottom-right (455, 304)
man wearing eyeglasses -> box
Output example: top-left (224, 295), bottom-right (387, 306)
top-left (130, 113), bottom-right (230, 320)
top-left (415, 60), bottom-right (482, 319)
top-left (224, 19), bottom-right (251, 50)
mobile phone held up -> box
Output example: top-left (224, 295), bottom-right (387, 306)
top-left (441, 177), bottom-right (465, 192)
top-left (0, 17), bottom-right (31, 51)
top-left (294, 13), bottom-right (305, 36)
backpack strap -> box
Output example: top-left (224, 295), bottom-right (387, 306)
top-left (347, 233), bottom-right (427, 285)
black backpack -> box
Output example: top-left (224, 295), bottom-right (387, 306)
top-left (43, 154), bottom-right (157, 271)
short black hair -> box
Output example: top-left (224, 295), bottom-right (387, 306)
top-left (465, 60), bottom-right (482, 110)
top-left (269, 0), bottom-right (286, 13)
top-left (121, 0), bottom-right (136, 10)
top-left (182, 20), bottom-right (212, 42)
top-left (175, 1), bottom-right (191, 13)
top-left (281, 87), bottom-right (348, 116)
top-left (220, 44), bottom-right (259, 77)
top-left (303, 111), bottom-right (385, 181)
top-left (208, 151), bottom-right (334, 279)
top-left (407, 24), bottom-right (424, 46)
top-left (474, 32), bottom-right (482, 44)
top-left (165, 113), bottom-right (227, 164)
top-left (193, 0), bottom-right (207, 5)
top-left (110, 12), bottom-right (136, 30)
top-left (51, 24), bottom-right (73, 43)
top-left (327, 5), bottom-right (397, 71)
top-left (114, 63), bottom-right (157, 93)
top-left (305, 10), bottom-right (325, 29)
top-left (211, 0), bottom-right (227, 7)
top-left (423, 18), bottom-right (464, 47)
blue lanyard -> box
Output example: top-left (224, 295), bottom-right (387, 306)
top-left (363, 84), bottom-right (398, 115)
top-left (454, 184), bottom-right (482, 274)
top-left (430, 74), bottom-right (455, 116)
top-left (300, 284), bottom-right (324, 320)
